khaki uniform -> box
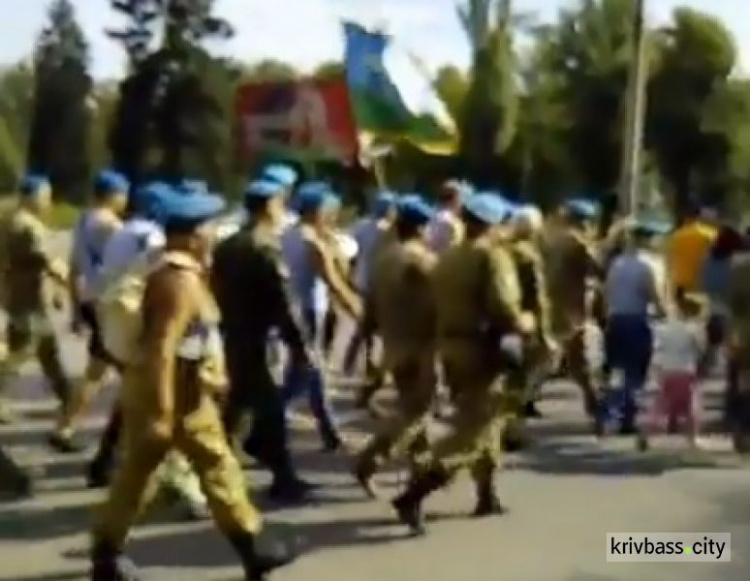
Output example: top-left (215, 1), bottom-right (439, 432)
top-left (505, 238), bottom-right (553, 421)
top-left (356, 239), bottom-right (438, 478)
top-left (94, 253), bottom-right (261, 549)
top-left (0, 208), bottom-right (69, 414)
top-left (544, 227), bottom-right (601, 413)
top-left (427, 238), bottom-right (523, 485)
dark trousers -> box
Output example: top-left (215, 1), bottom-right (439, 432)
top-left (281, 309), bottom-right (339, 444)
top-left (223, 342), bottom-right (296, 483)
top-left (599, 314), bottom-right (653, 428)
top-left (0, 443), bottom-right (28, 491)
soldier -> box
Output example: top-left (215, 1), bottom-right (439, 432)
top-left (280, 183), bottom-right (361, 451)
top-left (343, 191), bottom-right (397, 377)
top-left (51, 170), bottom-right (130, 453)
top-left (505, 205), bottom-right (555, 438)
top-left (353, 195), bottom-right (438, 497)
top-left (545, 199), bottom-right (603, 417)
top-left (390, 193), bottom-right (535, 536)
top-left (91, 186), bottom-right (293, 581)
top-left (0, 174), bottom-right (70, 425)
top-left (212, 180), bottom-right (316, 502)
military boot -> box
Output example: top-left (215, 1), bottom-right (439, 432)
top-left (90, 541), bottom-right (141, 581)
top-left (391, 467), bottom-right (450, 536)
top-left (226, 530), bottom-right (296, 581)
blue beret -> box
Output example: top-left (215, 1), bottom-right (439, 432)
top-left (159, 189), bottom-right (226, 225)
top-left (19, 174), bottom-right (51, 197)
top-left (133, 182), bottom-right (172, 222)
top-left (245, 180), bottom-right (285, 200)
top-left (463, 192), bottom-right (512, 225)
top-left (372, 191), bottom-right (396, 217)
top-left (564, 198), bottom-right (599, 219)
top-left (261, 164), bottom-right (298, 187)
top-left (295, 182), bottom-right (333, 213)
top-left (397, 194), bottom-right (434, 226)
top-left (95, 170), bottom-right (130, 196)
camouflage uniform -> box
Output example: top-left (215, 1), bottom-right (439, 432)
top-left (0, 207), bottom-right (70, 419)
top-left (354, 237), bottom-right (438, 492)
top-left (544, 226), bottom-right (602, 415)
top-left (503, 237), bottom-right (553, 443)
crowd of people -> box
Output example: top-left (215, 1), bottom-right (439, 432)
top-left (0, 165), bottom-right (748, 580)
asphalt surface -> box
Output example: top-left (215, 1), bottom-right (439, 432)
top-left (0, 233), bottom-right (749, 580)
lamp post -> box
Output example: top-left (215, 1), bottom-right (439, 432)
top-left (619, 0), bottom-right (647, 216)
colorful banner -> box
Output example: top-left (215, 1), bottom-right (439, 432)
top-left (235, 77), bottom-right (360, 164)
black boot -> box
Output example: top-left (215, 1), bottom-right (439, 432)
top-left (226, 530), bottom-right (296, 581)
top-left (87, 460), bottom-right (111, 489)
top-left (472, 484), bottom-right (507, 518)
top-left (90, 541), bottom-right (141, 581)
top-left (391, 467), bottom-right (449, 536)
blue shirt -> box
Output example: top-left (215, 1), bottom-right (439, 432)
top-left (605, 252), bottom-right (656, 317)
top-left (281, 225), bottom-right (328, 314)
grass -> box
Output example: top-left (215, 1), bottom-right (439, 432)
top-left (0, 196), bottom-right (81, 230)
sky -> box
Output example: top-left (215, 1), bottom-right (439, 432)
top-left (1, 0), bottom-right (749, 82)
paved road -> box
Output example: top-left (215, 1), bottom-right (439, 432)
top-left (1, 313), bottom-right (750, 581)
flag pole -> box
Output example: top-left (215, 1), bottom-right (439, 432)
top-left (618, 0), bottom-right (648, 216)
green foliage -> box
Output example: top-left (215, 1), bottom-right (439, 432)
top-left (28, 0), bottom-right (92, 203)
top-left (647, 7), bottom-right (738, 215)
top-left (458, 0), bottom-right (519, 185)
top-left (2, 0), bottom-right (750, 218)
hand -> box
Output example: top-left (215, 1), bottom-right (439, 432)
top-left (518, 312), bottom-right (536, 335)
top-left (147, 417), bottom-right (174, 444)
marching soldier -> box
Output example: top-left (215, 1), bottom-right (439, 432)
top-left (343, 191), bottom-right (397, 378)
top-left (213, 180), bottom-right (317, 502)
top-left (0, 174), bottom-right (70, 425)
top-left (390, 193), bottom-right (535, 536)
top-left (91, 186), bottom-right (293, 580)
top-left (544, 199), bottom-right (603, 417)
top-left (353, 195), bottom-right (438, 497)
top-left (503, 205), bottom-right (555, 449)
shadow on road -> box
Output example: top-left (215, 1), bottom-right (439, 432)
top-left (0, 503), bottom-right (91, 541)
top-left (117, 517), bottom-right (408, 569)
top-left (515, 440), bottom-right (730, 477)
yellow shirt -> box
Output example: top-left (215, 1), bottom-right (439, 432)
top-left (667, 221), bottom-right (717, 291)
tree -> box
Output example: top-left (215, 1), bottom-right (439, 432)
top-left (28, 0), bottom-right (92, 202)
top-left (647, 8), bottom-right (737, 214)
top-left (434, 65), bottom-right (470, 123)
top-left (0, 64), bottom-right (35, 191)
top-left (242, 59), bottom-right (299, 83)
top-left (107, 0), bottom-right (234, 187)
top-left (533, 0), bottom-right (640, 197)
top-left (458, 0), bottom-right (519, 185)
top-left (313, 61), bottom-right (344, 80)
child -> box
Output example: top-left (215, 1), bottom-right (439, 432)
top-left (637, 292), bottom-right (706, 451)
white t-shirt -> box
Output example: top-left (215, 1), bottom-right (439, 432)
top-left (654, 319), bottom-right (704, 373)
top-left (99, 218), bottom-right (165, 287)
